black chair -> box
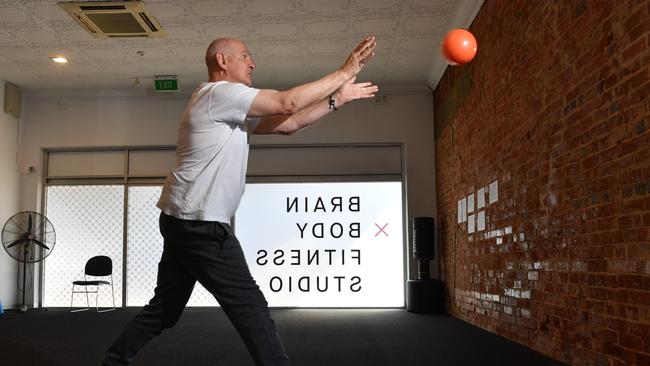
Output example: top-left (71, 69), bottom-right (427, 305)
top-left (70, 255), bottom-right (116, 312)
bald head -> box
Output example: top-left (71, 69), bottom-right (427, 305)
top-left (205, 38), bottom-right (240, 72)
top-left (205, 37), bottom-right (255, 85)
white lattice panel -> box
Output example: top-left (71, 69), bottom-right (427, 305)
top-left (44, 185), bottom-right (124, 308)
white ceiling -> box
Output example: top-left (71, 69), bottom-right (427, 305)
top-left (0, 0), bottom-right (482, 93)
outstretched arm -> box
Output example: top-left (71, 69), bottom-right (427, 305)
top-left (254, 77), bottom-right (378, 135)
top-left (247, 36), bottom-right (376, 118)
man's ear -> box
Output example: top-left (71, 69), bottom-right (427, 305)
top-left (216, 53), bottom-right (227, 69)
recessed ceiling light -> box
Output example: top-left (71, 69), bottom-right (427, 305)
top-left (50, 57), bottom-right (68, 63)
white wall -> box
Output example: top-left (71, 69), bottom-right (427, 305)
top-left (0, 81), bottom-right (21, 309)
top-left (16, 87), bottom-right (438, 305)
top-left (19, 90), bottom-right (185, 210)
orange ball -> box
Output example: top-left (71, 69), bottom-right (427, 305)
top-left (442, 29), bottom-right (477, 65)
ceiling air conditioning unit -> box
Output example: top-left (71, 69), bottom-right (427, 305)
top-left (58, 1), bottom-right (166, 38)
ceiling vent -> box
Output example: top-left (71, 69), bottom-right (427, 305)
top-left (58, 1), bottom-right (166, 39)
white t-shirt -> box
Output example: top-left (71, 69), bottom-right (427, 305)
top-left (157, 81), bottom-right (261, 222)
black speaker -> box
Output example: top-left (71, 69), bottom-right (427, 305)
top-left (412, 217), bottom-right (435, 260)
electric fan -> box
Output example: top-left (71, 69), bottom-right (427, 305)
top-left (2, 211), bottom-right (56, 312)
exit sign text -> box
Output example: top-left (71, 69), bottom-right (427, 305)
top-left (154, 77), bottom-right (178, 92)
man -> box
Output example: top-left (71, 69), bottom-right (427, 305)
top-left (103, 35), bottom-right (377, 366)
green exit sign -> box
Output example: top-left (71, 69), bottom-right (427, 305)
top-left (154, 76), bottom-right (178, 92)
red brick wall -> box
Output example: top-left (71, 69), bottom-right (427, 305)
top-left (434, 1), bottom-right (649, 365)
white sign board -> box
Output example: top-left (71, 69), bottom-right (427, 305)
top-left (235, 182), bottom-right (405, 307)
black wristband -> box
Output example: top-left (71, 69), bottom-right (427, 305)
top-left (328, 95), bottom-right (338, 111)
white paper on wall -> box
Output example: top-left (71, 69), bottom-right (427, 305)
top-left (468, 214), bottom-right (475, 233)
top-left (460, 198), bottom-right (467, 223)
top-left (477, 211), bottom-right (485, 231)
top-left (467, 193), bottom-right (475, 213)
top-left (489, 180), bottom-right (499, 204)
top-left (457, 199), bottom-right (463, 223)
top-left (477, 187), bottom-right (486, 209)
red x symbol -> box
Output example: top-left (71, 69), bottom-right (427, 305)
top-left (374, 223), bottom-right (389, 237)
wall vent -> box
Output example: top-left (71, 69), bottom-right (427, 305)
top-left (58, 1), bottom-right (166, 39)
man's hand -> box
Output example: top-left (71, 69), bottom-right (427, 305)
top-left (333, 76), bottom-right (379, 107)
top-left (340, 36), bottom-right (377, 79)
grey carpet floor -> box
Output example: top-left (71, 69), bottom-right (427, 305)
top-left (0, 308), bottom-right (566, 366)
